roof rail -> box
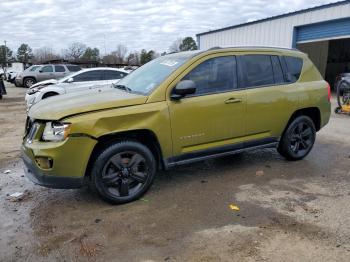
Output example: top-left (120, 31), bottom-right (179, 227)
top-left (207, 46), bottom-right (222, 50)
top-left (206, 45), bottom-right (300, 52)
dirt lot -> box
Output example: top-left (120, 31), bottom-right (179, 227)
top-left (0, 83), bottom-right (350, 262)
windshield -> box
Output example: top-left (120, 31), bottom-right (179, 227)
top-left (26, 65), bottom-right (41, 72)
top-left (117, 53), bottom-right (197, 95)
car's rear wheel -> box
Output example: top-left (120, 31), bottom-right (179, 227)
top-left (90, 141), bottom-right (156, 204)
top-left (24, 77), bottom-right (36, 88)
top-left (278, 115), bottom-right (316, 161)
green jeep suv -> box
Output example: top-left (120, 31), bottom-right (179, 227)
top-left (22, 47), bottom-right (331, 204)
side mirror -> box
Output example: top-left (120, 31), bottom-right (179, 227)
top-left (67, 78), bottom-right (73, 83)
top-left (171, 80), bottom-right (196, 100)
top-left (38, 70), bottom-right (43, 73)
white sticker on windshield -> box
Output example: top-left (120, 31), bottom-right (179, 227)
top-left (160, 60), bottom-right (179, 67)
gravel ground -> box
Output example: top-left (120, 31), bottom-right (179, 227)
top-left (0, 83), bottom-right (350, 262)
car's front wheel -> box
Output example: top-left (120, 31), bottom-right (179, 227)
top-left (23, 77), bottom-right (36, 88)
top-left (278, 115), bottom-right (316, 161)
top-left (90, 141), bottom-right (156, 204)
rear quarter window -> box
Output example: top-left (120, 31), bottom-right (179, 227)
top-left (283, 56), bottom-right (303, 83)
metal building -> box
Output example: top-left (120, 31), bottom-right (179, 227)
top-left (196, 0), bottom-right (350, 85)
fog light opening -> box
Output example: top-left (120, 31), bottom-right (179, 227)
top-left (35, 157), bottom-right (53, 170)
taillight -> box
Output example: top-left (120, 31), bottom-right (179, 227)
top-left (326, 82), bottom-right (331, 102)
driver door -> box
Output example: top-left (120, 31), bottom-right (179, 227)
top-left (168, 55), bottom-right (247, 160)
top-left (37, 65), bottom-right (54, 81)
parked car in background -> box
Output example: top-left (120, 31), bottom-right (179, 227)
top-left (16, 64), bottom-right (81, 88)
top-left (22, 47), bottom-right (331, 204)
top-left (0, 68), bottom-right (4, 79)
top-left (15, 65), bottom-right (42, 87)
top-left (25, 67), bottom-right (128, 108)
top-left (6, 70), bottom-right (20, 83)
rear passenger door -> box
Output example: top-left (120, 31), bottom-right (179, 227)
top-left (67, 70), bottom-right (104, 93)
top-left (54, 65), bottom-right (68, 79)
top-left (240, 54), bottom-right (300, 140)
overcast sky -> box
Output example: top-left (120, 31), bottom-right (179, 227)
top-left (1, 0), bottom-right (338, 55)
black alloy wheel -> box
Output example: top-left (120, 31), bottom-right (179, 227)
top-left (278, 116), bottom-right (316, 161)
top-left (91, 141), bottom-right (156, 204)
top-left (289, 122), bottom-right (314, 157)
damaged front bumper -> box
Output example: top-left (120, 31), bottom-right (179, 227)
top-left (21, 136), bottom-right (97, 189)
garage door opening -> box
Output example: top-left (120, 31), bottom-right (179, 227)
top-left (297, 38), bottom-right (350, 89)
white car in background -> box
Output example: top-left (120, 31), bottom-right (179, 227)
top-left (25, 67), bottom-right (128, 108)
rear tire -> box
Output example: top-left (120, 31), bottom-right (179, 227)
top-left (278, 116), bottom-right (316, 161)
top-left (90, 141), bottom-right (156, 204)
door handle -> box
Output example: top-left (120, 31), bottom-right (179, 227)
top-left (225, 97), bottom-right (242, 104)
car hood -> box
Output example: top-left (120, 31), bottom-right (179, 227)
top-left (30, 79), bottom-right (59, 89)
top-left (28, 89), bottom-right (148, 120)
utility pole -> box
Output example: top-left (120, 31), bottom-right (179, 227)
top-left (104, 34), bottom-right (107, 57)
top-left (4, 40), bottom-right (7, 68)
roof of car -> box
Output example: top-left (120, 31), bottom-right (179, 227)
top-left (78, 67), bottom-right (129, 73)
top-left (165, 46), bottom-right (305, 60)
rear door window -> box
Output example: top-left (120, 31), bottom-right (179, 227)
top-left (54, 65), bottom-right (65, 72)
top-left (241, 55), bottom-right (274, 88)
top-left (182, 56), bottom-right (238, 96)
top-left (73, 70), bottom-right (104, 82)
top-left (283, 56), bottom-right (303, 83)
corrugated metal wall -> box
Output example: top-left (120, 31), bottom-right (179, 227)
top-left (198, 2), bottom-right (350, 49)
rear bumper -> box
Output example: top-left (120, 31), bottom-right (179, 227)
top-left (22, 150), bottom-right (84, 189)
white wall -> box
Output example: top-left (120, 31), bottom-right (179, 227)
top-left (198, 2), bottom-right (350, 49)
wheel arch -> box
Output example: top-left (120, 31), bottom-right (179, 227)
top-left (284, 107), bottom-right (321, 134)
top-left (42, 91), bottom-right (59, 99)
top-left (23, 76), bottom-right (36, 82)
top-left (85, 129), bottom-right (164, 177)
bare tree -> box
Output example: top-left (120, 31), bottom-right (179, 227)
top-left (115, 44), bottom-right (128, 63)
top-left (33, 47), bottom-right (60, 63)
top-left (169, 38), bottom-right (183, 53)
top-left (65, 42), bottom-right (86, 60)
top-left (102, 54), bottom-right (118, 64)
top-left (126, 51), bottom-right (140, 65)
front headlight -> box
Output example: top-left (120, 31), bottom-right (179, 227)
top-left (42, 122), bottom-right (71, 142)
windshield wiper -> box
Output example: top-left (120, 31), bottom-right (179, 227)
top-left (113, 84), bottom-right (132, 92)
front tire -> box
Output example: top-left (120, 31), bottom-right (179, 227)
top-left (90, 141), bottom-right (156, 204)
top-left (278, 116), bottom-right (316, 161)
top-left (24, 77), bottom-right (36, 88)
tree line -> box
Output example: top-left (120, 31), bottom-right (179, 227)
top-left (0, 36), bottom-right (197, 67)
